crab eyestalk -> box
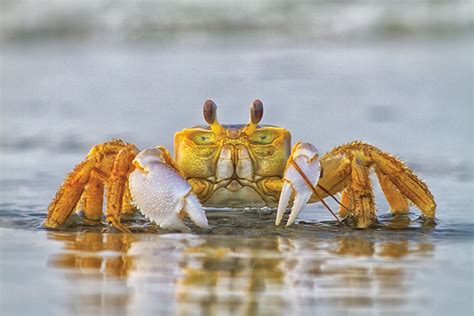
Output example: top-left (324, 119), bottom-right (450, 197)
top-left (244, 99), bottom-right (264, 136)
top-left (203, 99), bottom-right (225, 136)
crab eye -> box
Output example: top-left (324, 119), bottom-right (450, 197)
top-left (250, 131), bottom-right (276, 144)
top-left (191, 132), bottom-right (216, 145)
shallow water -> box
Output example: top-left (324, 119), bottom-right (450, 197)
top-left (1, 2), bottom-right (474, 315)
top-left (0, 207), bottom-right (473, 315)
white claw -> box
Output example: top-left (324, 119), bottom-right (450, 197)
top-left (275, 182), bottom-right (293, 225)
top-left (286, 192), bottom-right (311, 226)
top-left (183, 194), bottom-right (209, 229)
top-left (128, 148), bottom-right (209, 232)
top-left (276, 142), bottom-right (321, 226)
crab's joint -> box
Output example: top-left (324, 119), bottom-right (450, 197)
top-left (132, 159), bottom-right (148, 174)
top-left (290, 142), bottom-right (320, 163)
top-left (90, 167), bottom-right (110, 182)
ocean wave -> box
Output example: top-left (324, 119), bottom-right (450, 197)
top-left (1, 0), bottom-right (473, 44)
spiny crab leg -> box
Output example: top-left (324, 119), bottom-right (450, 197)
top-left (276, 142), bottom-right (327, 227)
top-left (128, 148), bottom-right (209, 232)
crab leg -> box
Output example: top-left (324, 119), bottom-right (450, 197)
top-left (309, 157), bottom-right (352, 202)
top-left (375, 166), bottom-right (409, 214)
top-left (326, 141), bottom-right (436, 219)
top-left (370, 150), bottom-right (435, 217)
top-left (45, 159), bottom-right (96, 228)
top-left (44, 140), bottom-right (138, 230)
top-left (105, 145), bottom-right (138, 233)
top-left (277, 141), bottom-right (436, 228)
top-left (121, 184), bottom-right (136, 215)
top-left (350, 155), bottom-right (376, 228)
top-left (338, 188), bottom-right (354, 218)
top-left (82, 170), bottom-right (106, 220)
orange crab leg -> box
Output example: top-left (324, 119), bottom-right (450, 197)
top-left (370, 150), bottom-right (435, 218)
top-left (44, 140), bottom-right (137, 230)
top-left (375, 166), bottom-right (409, 214)
top-left (338, 188), bottom-right (354, 218)
top-left (313, 141), bottom-right (436, 226)
top-left (45, 158), bottom-right (95, 228)
top-left (309, 156), bottom-right (352, 203)
top-left (105, 145), bottom-right (138, 233)
top-left (350, 156), bottom-right (376, 228)
top-left (316, 183), bottom-right (353, 215)
top-left (82, 170), bottom-right (106, 221)
top-left (121, 184), bottom-right (136, 215)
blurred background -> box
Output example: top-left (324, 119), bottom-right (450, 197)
top-left (0, 1), bottom-right (473, 315)
top-left (1, 1), bottom-right (472, 169)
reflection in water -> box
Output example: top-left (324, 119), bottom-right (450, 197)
top-left (48, 233), bottom-right (134, 279)
top-left (47, 233), bottom-right (135, 314)
top-left (47, 231), bottom-right (435, 315)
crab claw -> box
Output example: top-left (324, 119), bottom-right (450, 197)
top-left (276, 142), bottom-right (321, 227)
top-left (128, 148), bottom-right (209, 232)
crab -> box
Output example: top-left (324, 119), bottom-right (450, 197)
top-left (44, 100), bottom-right (436, 233)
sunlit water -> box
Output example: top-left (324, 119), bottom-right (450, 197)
top-left (1, 2), bottom-right (473, 315)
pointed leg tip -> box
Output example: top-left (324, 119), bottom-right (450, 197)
top-left (116, 223), bottom-right (131, 234)
top-left (43, 219), bottom-right (57, 229)
top-left (121, 227), bottom-right (132, 234)
top-left (107, 216), bottom-right (131, 233)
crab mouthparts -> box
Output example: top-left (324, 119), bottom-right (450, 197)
top-left (226, 180), bottom-right (243, 192)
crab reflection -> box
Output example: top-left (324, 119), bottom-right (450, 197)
top-left (48, 232), bottom-right (134, 279)
top-left (47, 232), bottom-right (434, 315)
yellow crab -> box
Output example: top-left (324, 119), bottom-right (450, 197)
top-left (44, 100), bottom-right (436, 233)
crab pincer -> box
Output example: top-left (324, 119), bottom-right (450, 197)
top-left (129, 148), bottom-right (209, 232)
top-left (275, 142), bottom-right (321, 226)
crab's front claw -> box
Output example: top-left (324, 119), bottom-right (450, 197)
top-left (128, 148), bottom-right (209, 232)
top-left (276, 142), bottom-right (321, 227)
